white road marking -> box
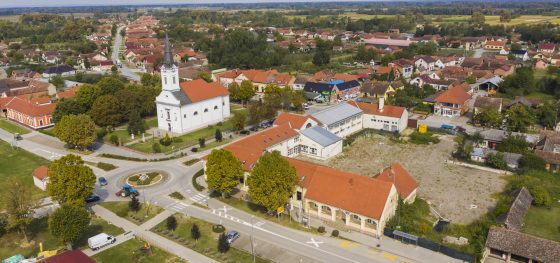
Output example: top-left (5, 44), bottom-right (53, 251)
top-left (306, 238), bottom-right (323, 248)
top-left (254, 221), bottom-right (266, 227)
top-left (169, 202), bottom-right (189, 212)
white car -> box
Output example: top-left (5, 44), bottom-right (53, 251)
top-left (88, 233), bottom-right (116, 250)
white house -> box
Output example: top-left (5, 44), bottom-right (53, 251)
top-left (350, 99), bottom-right (409, 133)
top-left (310, 102), bottom-right (363, 138)
top-left (32, 165), bottom-right (49, 191)
top-left (156, 35), bottom-right (230, 134)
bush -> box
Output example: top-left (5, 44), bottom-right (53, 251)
top-left (318, 226), bottom-right (326, 233)
top-left (212, 224), bottom-right (225, 233)
top-left (218, 233), bottom-right (230, 253)
top-left (129, 196), bottom-right (141, 212)
top-left (519, 153), bottom-right (546, 172)
top-left (97, 162), bottom-right (117, 171)
top-left (198, 137), bottom-right (206, 148)
top-left (183, 159), bottom-right (200, 166)
top-left (152, 142), bottom-right (161, 153)
top-left (409, 131), bottom-right (440, 145)
top-left (529, 185), bottom-right (553, 207)
top-left (160, 133), bottom-right (173, 146)
top-left (116, 207), bottom-right (129, 217)
top-left (167, 215), bottom-right (177, 231)
top-left (110, 134), bottom-right (119, 146)
top-left (331, 229), bottom-right (339, 237)
top-left (97, 128), bottom-right (107, 140)
top-left (169, 191), bottom-right (185, 200)
top-left (192, 169), bottom-right (205, 191)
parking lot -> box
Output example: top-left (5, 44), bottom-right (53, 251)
top-left (303, 132), bottom-right (508, 224)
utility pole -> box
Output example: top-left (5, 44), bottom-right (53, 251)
top-left (251, 215), bottom-right (255, 262)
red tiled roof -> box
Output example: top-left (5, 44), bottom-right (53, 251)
top-left (376, 66), bottom-right (392, 75)
top-left (350, 101), bottom-right (405, 119)
top-left (273, 112), bottom-right (312, 129)
top-left (39, 250), bottom-right (95, 263)
top-left (334, 73), bottom-right (359, 82)
top-left (32, 165), bottom-right (49, 180)
top-left (434, 86), bottom-right (471, 105)
top-left (5, 97), bottom-right (55, 117)
top-left (374, 162), bottom-right (417, 200)
top-left (179, 79), bottom-right (229, 103)
top-left (57, 86), bottom-right (80, 99)
top-left (485, 41), bottom-right (505, 47)
top-left (287, 158), bottom-right (395, 220)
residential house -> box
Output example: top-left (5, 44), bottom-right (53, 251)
top-left (92, 61), bottom-right (114, 72)
top-left (351, 99), bottom-right (409, 133)
top-left (537, 43), bottom-right (556, 54)
top-left (484, 41), bottom-right (506, 51)
top-left (389, 59), bottom-right (414, 78)
top-left (373, 162), bottom-right (418, 203)
top-left (535, 59), bottom-right (549, 69)
top-left (303, 81), bottom-right (361, 103)
top-left (414, 56), bottom-right (443, 72)
top-left (293, 74), bottom-right (313, 90)
top-left (510, 50), bottom-right (530, 61)
top-left (535, 131), bottom-right (560, 172)
top-left (362, 82), bottom-right (395, 98)
top-left (461, 37), bottom-right (486, 50)
top-left (433, 86), bottom-right (471, 117)
top-left (410, 74), bottom-right (454, 91)
top-left (476, 129), bottom-right (539, 149)
top-left (505, 96), bottom-right (542, 109)
top-left (5, 97), bottom-right (56, 129)
top-left (32, 165), bottom-right (49, 191)
top-left (470, 148), bottom-right (522, 170)
top-left (473, 96), bottom-right (502, 115)
top-left (484, 227), bottom-right (560, 263)
top-left (364, 37), bottom-right (412, 48)
top-left (42, 65), bottom-right (76, 78)
top-left (310, 102), bottom-right (363, 138)
top-left (41, 51), bottom-right (62, 64)
top-left (218, 69), bottom-right (295, 93)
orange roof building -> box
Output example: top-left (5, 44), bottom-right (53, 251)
top-left (433, 86), bottom-right (471, 117)
top-left (32, 165), bottom-right (49, 191)
top-left (374, 162), bottom-right (418, 203)
top-left (5, 97), bottom-right (55, 129)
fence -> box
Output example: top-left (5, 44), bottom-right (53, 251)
top-left (384, 228), bottom-right (476, 263)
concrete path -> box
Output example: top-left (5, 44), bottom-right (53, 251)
top-left (86, 205), bottom-right (217, 263)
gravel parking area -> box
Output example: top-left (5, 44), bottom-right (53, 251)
top-left (304, 133), bottom-right (508, 224)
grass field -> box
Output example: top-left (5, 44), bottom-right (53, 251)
top-left (0, 140), bottom-right (50, 200)
top-left (100, 201), bottom-right (164, 225)
top-left (152, 214), bottom-right (270, 263)
top-left (522, 206), bottom-right (560, 242)
top-left (92, 238), bottom-right (184, 263)
top-left (0, 217), bottom-right (123, 260)
top-left (0, 119), bottom-right (30, 135)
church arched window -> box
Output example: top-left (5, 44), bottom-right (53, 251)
top-left (204, 108), bottom-right (209, 112)
top-left (214, 105), bottom-right (218, 110)
top-left (194, 111), bottom-right (198, 116)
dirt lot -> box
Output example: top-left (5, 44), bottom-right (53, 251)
top-left (305, 133), bottom-right (508, 225)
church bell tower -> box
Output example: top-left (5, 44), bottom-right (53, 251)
top-left (161, 34), bottom-right (180, 91)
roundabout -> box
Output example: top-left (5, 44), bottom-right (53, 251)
top-left (125, 171), bottom-right (167, 187)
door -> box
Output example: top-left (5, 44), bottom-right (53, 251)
top-left (167, 123), bottom-right (171, 131)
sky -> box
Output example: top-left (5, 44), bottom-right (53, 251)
top-left (1, 0), bottom-right (365, 8)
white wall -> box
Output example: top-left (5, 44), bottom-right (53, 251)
top-left (361, 110), bottom-right (408, 134)
top-left (323, 114), bottom-right (363, 138)
top-left (299, 134), bottom-right (342, 160)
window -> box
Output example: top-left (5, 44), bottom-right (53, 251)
top-left (366, 219), bottom-right (375, 225)
top-left (193, 111), bottom-right (198, 116)
top-left (184, 114), bottom-right (186, 118)
top-left (214, 105), bottom-right (218, 110)
top-left (166, 110), bottom-right (170, 120)
top-left (204, 108), bottom-right (208, 112)
top-left (352, 214), bottom-right (360, 221)
top-left (164, 77), bottom-right (167, 85)
top-left (172, 76), bottom-right (176, 84)
top-left (39, 120), bottom-right (43, 126)
top-left (310, 148), bottom-right (317, 155)
top-left (297, 191), bottom-right (302, 201)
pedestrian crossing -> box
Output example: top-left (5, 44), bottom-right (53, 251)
top-left (169, 202), bottom-right (189, 212)
top-left (190, 193), bottom-right (209, 204)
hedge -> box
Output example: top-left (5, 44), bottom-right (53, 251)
top-left (192, 169), bottom-right (205, 191)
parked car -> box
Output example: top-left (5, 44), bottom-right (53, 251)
top-left (98, 177), bottom-right (107, 186)
top-left (191, 147), bottom-right (198, 152)
top-left (85, 194), bottom-right (100, 203)
top-left (13, 133), bottom-right (22, 141)
top-left (240, 130), bottom-right (250, 135)
top-left (88, 233), bottom-right (116, 250)
top-left (226, 230), bottom-right (240, 244)
top-left (249, 126), bottom-right (258, 132)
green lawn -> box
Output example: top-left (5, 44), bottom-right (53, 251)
top-left (103, 129), bottom-right (136, 145)
top-left (152, 214), bottom-right (270, 263)
top-left (100, 201), bottom-right (164, 225)
top-left (0, 216), bottom-right (123, 260)
top-left (522, 206), bottom-right (560, 242)
top-left (128, 121), bottom-right (234, 154)
top-left (38, 127), bottom-right (55, 137)
top-left (0, 119), bottom-right (30, 135)
top-left (217, 197), bottom-right (318, 234)
top-left (92, 238), bottom-right (184, 263)
top-left (0, 140), bottom-right (50, 200)
top-left (145, 117), bottom-right (158, 128)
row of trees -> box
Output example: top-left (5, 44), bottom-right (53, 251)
top-left (474, 102), bottom-right (558, 132)
top-left (206, 149), bottom-right (297, 213)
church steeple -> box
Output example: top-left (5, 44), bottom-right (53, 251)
top-left (163, 33), bottom-right (174, 68)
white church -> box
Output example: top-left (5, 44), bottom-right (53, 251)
top-left (156, 35), bottom-right (230, 134)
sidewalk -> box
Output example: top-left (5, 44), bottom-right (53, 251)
top-left (88, 205), bottom-right (217, 263)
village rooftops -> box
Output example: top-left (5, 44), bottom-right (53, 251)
top-left (311, 102), bottom-right (363, 126)
top-left (349, 101), bottom-right (406, 119)
top-left (486, 227), bottom-right (560, 263)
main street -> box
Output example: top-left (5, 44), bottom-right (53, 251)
top-left (0, 127), bottom-right (460, 263)
top-left (112, 26), bottom-right (141, 82)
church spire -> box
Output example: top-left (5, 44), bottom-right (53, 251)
top-left (163, 33), bottom-right (174, 68)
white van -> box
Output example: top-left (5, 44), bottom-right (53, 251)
top-left (88, 233), bottom-right (116, 250)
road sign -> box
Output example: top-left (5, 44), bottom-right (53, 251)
top-left (276, 206), bottom-right (284, 214)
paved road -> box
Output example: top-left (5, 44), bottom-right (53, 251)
top-left (112, 26), bottom-right (141, 82)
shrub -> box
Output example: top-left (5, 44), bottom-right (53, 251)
top-left (529, 185), bottom-right (553, 207)
top-left (129, 196), bottom-right (141, 212)
top-left (97, 162), bottom-right (117, 171)
top-left (166, 215), bottom-right (177, 231)
top-left (97, 128), bottom-right (108, 139)
top-left (183, 159), bottom-right (200, 166)
top-left (318, 226), bottom-right (326, 233)
top-left (192, 169), bottom-right (205, 191)
top-left (191, 224), bottom-right (201, 241)
top-left (198, 137), bottom-right (206, 148)
top-left (409, 131), bottom-right (440, 145)
top-left (110, 134), bottom-right (119, 146)
top-left (218, 233), bottom-right (230, 253)
top-left (160, 133), bottom-right (173, 146)
top-left (217, 122), bottom-right (223, 126)
top-left (169, 192), bottom-right (185, 200)
top-left (519, 153), bottom-right (546, 172)
top-left (331, 229), bottom-right (339, 237)
top-left (152, 142), bottom-right (161, 153)
top-left (212, 224), bottom-right (225, 233)
top-left (174, 137), bottom-right (183, 143)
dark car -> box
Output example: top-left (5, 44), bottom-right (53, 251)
top-left (226, 230), bottom-right (240, 244)
top-left (240, 130), bottom-right (250, 135)
top-left (98, 177), bottom-right (108, 186)
top-left (13, 133), bottom-right (22, 141)
top-left (249, 126), bottom-right (258, 132)
top-left (85, 194), bottom-right (101, 203)
top-left (191, 147), bottom-right (198, 152)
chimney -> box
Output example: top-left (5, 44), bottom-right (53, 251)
top-left (379, 96), bottom-right (384, 112)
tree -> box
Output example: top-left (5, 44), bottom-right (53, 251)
top-left (218, 233), bottom-right (230, 253)
top-left (529, 185), bottom-right (552, 207)
top-left (486, 152), bottom-right (507, 170)
top-left (496, 135), bottom-right (530, 154)
top-left (238, 80), bottom-right (256, 106)
top-left (536, 102), bottom-right (558, 129)
top-left (198, 137), bottom-right (206, 148)
top-left (129, 196), bottom-right (140, 212)
top-left (470, 12), bottom-right (486, 26)
top-left (466, 75), bottom-right (477, 84)
top-left (312, 50), bottom-right (330, 66)
top-left (97, 76), bottom-right (124, 95)
top-left (291, 90), bottom-right (306, 112)
top-left (127, 110), bottom-right (146, 135)
top-left (197, 71), bottom-right (213, 82)
top-left (52, 99), bottom-right (85, 123)
top-left (247, 151), bottom-right (298, 212)
top-left (3, 180), bottom-right (36, 243)
top-left (191, 223), bottom-right (201, 243)
top-left (48, 204), bottom-right (90, 248)
top-left (75, 84), bottom-right (101, 110)
top-left (83, 57), bottom-right (91, 70)
top-left (518, 153), bottom-right (546, 172)
top-left (111, 65), bottom-right (118, 74)
top-left (54, 114), bottom-right (97, 150)
top-left (49, 75), bottom-right (65, 90)
top-left (473, 108), bottom-right (502, 128)
top-left (152, 142), bottom-right (161, 153)
top-left (231, 112), bottom-right (246, 131)
top-left (499, 68), bottom-right (536, 96)
top-left (228, 82), bottom-right (240, 101)
top-left (206, 149), bottom-right (243, 197)
top-left (215, 129), bottom-right (223, 142)
top-left (505, 104), bottom-right (536, 132)
top-left (90, 95), bottom-right (123, 127)
top-left (47, 154), bottom-right (96, 206)
top-left (247, 101), bottom-right (265, 126)
top-left (166, 215), bottom-right (177, 231)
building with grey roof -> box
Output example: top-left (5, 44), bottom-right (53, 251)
top-left (298, 125), bottom-right (343, 160)
top-left (311, 102), bottom-right (363, 138)
top-left (484, 227), bottom-right (560, 263)
top-left (300, 126), bottom-right (341, 147)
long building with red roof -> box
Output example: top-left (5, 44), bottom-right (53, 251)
top-left (5, 96), bottom-right (55, 129)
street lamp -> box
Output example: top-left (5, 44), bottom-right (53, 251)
top-left (251, 215), bottom-right (255, 262)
